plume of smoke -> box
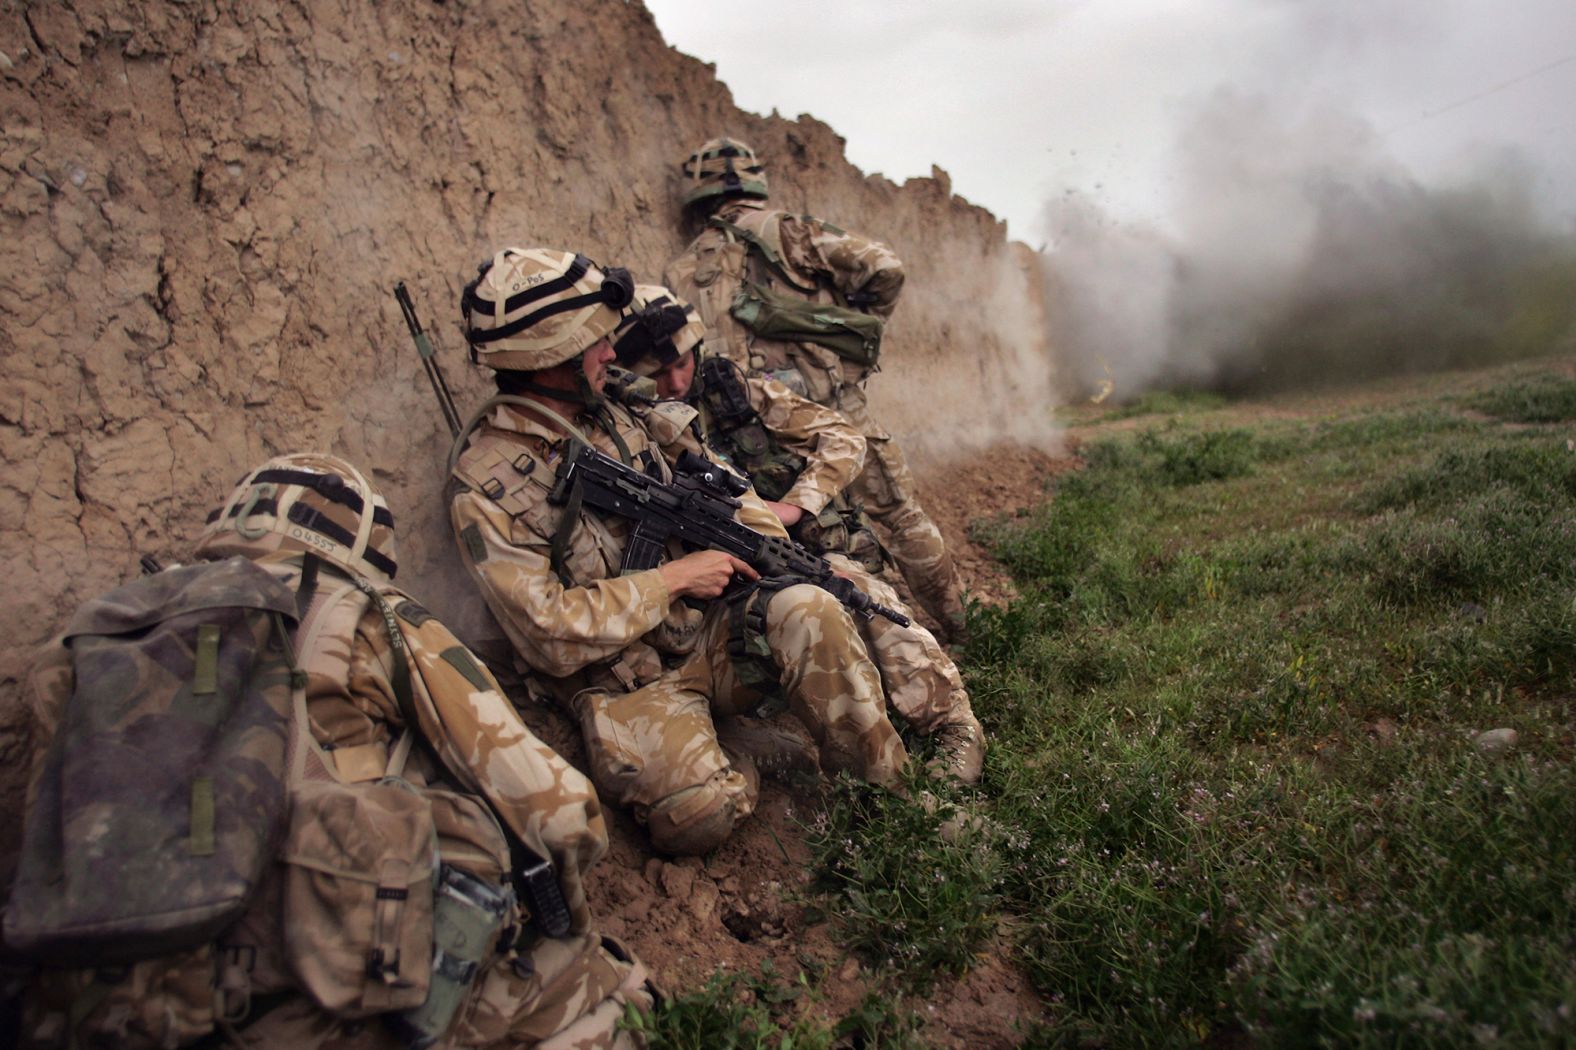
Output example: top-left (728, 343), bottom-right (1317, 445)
top-left (871, 246), bottom-right (1065, 463)
top-left (1039, 88), bottom-right (1576, 399)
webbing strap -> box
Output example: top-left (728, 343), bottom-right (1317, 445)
top-left (591, 406), bottom-right (635, 466)
top-left (192, 624), bottom-right (221, 695)
top-left (709, 217), bottom-right (820, 296)
top-left (189, 776), bottom-right (216, 856)
top-left (348, 578), bottom-right (416, 734)
top-left (549, 474), bottom-right (583, 588)
top-left (725, 580), bottom-right (789, 711)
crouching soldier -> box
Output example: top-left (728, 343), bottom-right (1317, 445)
top-left (665, 136), bottom-right (969, 643)
top-left (5, 453), bottom-right (652, 1048)
top-left (447, 246), bottom-right (912, 856)
top-left (611, 286), bottom-right (985, 783)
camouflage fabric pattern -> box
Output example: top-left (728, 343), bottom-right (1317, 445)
top-left (5, 558), bottom-right (297, 967)
top-left (665, 199), bottom-right (966, 637)
top-left (17, 551), bottom-right (646, 1048)
top-left (823, 554), bottom-right (977, 738)
top-left (568, 578), bottom-right (907, 853)
top-left (450, 401), bottom-right (907, 854)
top-left (665, 198), bottom-right (903, 402)
top-left (836, 383), bottom-right (968, 637)
top-left (712, 373), bottom-right (865, 515)
top-left (637, 380), bottom-right (976, 748)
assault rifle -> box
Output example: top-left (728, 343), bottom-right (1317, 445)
top-left (549, 441), bottom-right (910, 626)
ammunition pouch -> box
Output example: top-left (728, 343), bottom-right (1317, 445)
top-left (729, 281), bottom-right (884, 368)
top-left (789, 498), bottom-right (885, 576)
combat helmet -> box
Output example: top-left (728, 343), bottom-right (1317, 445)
top-left (679, 137), bottom-right (769, 209)
top-left (195, 452), bottom-right (398, 582)
top-left (613, 284), bottom-right (707, 377)
top-left (460, 247), bottom-right (635, 372)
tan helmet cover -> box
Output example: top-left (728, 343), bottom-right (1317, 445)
top-left (195, 452), bottom-right (398, 582)
top-left (613, 284), bottom-right (707, 377)
top-left (679, 136), bottom-right (769, 208)
top-left (461, 247), bottom-right (635, 372)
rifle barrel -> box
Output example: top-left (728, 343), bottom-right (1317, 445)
top-left (395, 281), bottom-right (464, 438)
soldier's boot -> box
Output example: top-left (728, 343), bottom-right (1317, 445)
top-left (716, 713), bottom-right (821, 782)
top-left (928, 716), bottom-right (985, 785)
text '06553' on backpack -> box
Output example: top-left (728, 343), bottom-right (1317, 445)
top-left (5, 557), bottom-right (298, 966)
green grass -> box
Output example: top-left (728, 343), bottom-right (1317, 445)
top-left (829, 367), bottom-right (1574, 1047)
top-left (1095, 389), bottom-right (1229, 421)
top-left (630, 364), bottom-right (1576, 1048)
top-left (1463, 373), bottom-right (1576, 423)
top-left (621, 961), bottom-right (927, 1049)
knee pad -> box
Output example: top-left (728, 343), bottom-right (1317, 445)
top-left (644, 776), bottom-right (745, 856)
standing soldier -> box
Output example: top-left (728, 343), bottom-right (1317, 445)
top-left (8, 453), bottom-right (653, 1048)
top-left (664, 136), bottom-right (969, 643)
top-left (446, 246), bottom-right (912, 857)
top-left (610, 285), bottom-right (984, 784)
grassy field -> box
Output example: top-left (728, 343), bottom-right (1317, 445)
top-left (635, 359), bottom-right (1576, 1048)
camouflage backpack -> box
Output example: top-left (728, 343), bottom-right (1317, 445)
top-left (4, 557), bottom-right (298, 966)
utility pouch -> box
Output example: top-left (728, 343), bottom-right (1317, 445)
top-left (280, 777), bottom-right (437, 1017)
top-left (729, 281), bottom-right (884, 368)
top-left (386, 864), bottom-right (513, 1050)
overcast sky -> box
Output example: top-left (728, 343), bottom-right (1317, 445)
top-left (643, 0), bottom-right (1576, 242)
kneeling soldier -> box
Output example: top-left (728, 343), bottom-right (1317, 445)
top-left (446, 247), bottom-right (914, 857)
top-left (611, 285), bottom-right (985, 783)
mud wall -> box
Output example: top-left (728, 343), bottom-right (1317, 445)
top-left (0, 0), bottom-right (1050, 840)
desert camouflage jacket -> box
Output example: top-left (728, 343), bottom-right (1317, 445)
top-left (664, 198), bottom-right (905, 403)
top-left (638, 373), bottom-right (865, 516)
top-left (449, 399), bottom-right (787, 700)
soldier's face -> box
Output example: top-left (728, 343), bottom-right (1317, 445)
top-left (652, 352), bottom-right (696, 399)
top-left (581, 337), bottom-right (616, 393)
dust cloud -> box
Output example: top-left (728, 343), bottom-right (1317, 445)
top-left (1039, 88), bottom-right (1576, 400)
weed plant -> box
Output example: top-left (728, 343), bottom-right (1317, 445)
top-left (621, 962), bottom-right (926, 1049)
top-left (801, 367), bottom-right (1576, 1047)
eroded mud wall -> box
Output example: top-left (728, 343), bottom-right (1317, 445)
top-left (0, 0), bottom-right (1049, 846)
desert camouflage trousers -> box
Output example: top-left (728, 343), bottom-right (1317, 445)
top-left (825, 555), bottom-right (976, 736)
top-left (568, 583), bottom-right (908, 855)
top-left (20, 933), bottom-right (652, 1050)
top-left (834, 386), bottom-right (967, 641)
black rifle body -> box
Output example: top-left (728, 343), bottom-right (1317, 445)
top-left (550, 441), bottom-right (909, 626)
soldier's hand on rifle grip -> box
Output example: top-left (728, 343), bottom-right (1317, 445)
top-left (658, 550), bottom-right (759, 600)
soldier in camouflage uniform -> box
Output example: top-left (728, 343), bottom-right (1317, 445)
top-left (447, 247), bottom-right (912, 857)
top-left (664, 137), bottom-right (969, 643)
top-left (611, 285), bottom-right (984, 783)
top-left (13, 453), bottom-right (652, 1048)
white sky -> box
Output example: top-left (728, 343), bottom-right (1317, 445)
top-left (643, 0), bottom-right (1576, 242)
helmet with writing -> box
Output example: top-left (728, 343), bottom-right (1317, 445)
top-left (194, 453), bottom-right (398, 582)
top-left (460, 247), bottom-right (636, 371)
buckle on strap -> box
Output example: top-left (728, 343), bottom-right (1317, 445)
top-left (609, 660), bottom-right (641, 692)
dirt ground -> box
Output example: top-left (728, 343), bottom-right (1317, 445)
top-left (511, 440), bottom-right (1078, 1047)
